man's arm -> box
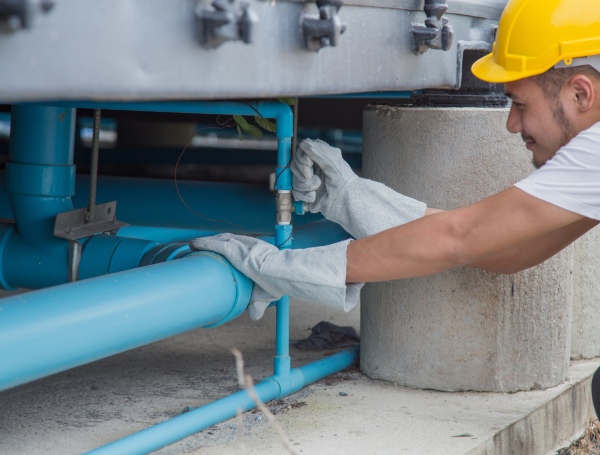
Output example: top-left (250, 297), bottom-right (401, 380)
top-left (346, 187), bottom-right (588, 282)
top-left (422, 204), bottom-right (598, 274)
top-left (468, 216), bottom-right (598, 273)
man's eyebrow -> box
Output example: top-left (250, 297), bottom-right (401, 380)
top-left (504, 91), bottom-right (514, 99)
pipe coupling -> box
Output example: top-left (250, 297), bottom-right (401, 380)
top-left (6, 162), bottom-right (75, 197)
top-left (276, 191), bottom-right (293, 224)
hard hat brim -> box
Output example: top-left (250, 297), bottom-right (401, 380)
top-left (471, 52), bottom-right (542, 83)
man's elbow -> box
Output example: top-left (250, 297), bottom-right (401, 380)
top-left (438, 218), bottom-right (483, 269)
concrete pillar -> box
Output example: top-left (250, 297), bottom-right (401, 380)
top-left (360, 106), bottom-right (573, 392)
top-left (571, 229), bottom-right (600, 359)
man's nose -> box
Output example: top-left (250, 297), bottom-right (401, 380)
top-left (506, 103), bottom-right (521, 133)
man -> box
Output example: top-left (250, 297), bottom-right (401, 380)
top-left (191, 0), bottom-right (600, 411)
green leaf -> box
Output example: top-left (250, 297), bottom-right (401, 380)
top-left (277, 97), bottom-right (298, 106)
top-left (243, 124), bottom-right (263, 138)
top-left (236, 125), bottom-right (243, 140)
top-left (255, 116), bottom-right (277, 133)
top-left (233, 114), bottom-right (250, 129)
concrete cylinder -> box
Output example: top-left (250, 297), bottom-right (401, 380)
top-left (360, 106), bottom-right (573, 392)
top-left (571, 229), bottom-right (600, 359)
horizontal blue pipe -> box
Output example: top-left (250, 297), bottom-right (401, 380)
top-left (73, 176), bottom-right (283, 234)
top-left (86, 347), bottom-right (358, 455)
top-left (0, 174), bottom-right (322, 234)
top-left (0, 253), bottom-right (252, 392)
top-left (117, 221), bottom-right (351, 248)
top-left (35, 101), bottom-right (293, 139)
top-left (116, 226), bottom-right (219, 243)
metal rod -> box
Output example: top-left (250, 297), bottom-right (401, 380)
top-left (86, 109), bottom-right (101, 222)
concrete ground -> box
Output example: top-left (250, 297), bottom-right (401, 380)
top-left (1, 298), bottom-right (599, 455)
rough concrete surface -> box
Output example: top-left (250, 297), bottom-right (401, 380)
top-left (571, 227), bottom-right (600, 360)
top-left (361, 106), bottom-right (573, 392)
top-left (1, 297), bottom-right (598, 455)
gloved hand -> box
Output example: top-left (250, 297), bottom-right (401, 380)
top-left (190, 233), bottom-right (363, 321)
top-left (291, 138), bottom-right (427, 239)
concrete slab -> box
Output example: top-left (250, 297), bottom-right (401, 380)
top-left (0, 299), bottom-right (597, 455)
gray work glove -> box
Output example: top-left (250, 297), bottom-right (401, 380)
top-left (190, 233), bottom-right (363, 321)
top-left (291, 138), bottom-right (426, 239)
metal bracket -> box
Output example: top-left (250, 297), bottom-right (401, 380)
top-left (54, 108), bottom-right (128, 241)
top-left (194, 0), bottom-right (258, 49)
top-left (0, 0), bottom-right (54, 32)
top-left (54, 201), bottom-right (128, 240)
top-left (412, 0), bottom-right (453, 55)
top-left (302, 0), bottom-right (346, 52)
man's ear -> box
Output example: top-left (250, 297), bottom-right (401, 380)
top-left (569, 75), bottom-right (595, 112)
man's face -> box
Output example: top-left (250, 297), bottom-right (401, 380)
top-left (504, 78), bottom-right (576, 169)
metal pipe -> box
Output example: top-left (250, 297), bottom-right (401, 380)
top-left (85, 347), bottom-right (358, 455)
top-left (0, 252), bottom-right (252, 392)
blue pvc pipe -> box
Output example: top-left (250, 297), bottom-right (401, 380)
top-left (72, 176), bottom-right (283, 234)
top-left (115, 220), bottom-right (351, 251)
top-left (85, 346), bottom-right (358, 455)
top-left (2, 106), bottom-right (76, 287)
top-left (9, 105), bottom-right (76, 165)
top-left (0, 174), bottom-right (322, 234)
top-left (42, 101), bottom-right (293, 139)
top-left (3, 100), bottom-right (360, 455)
top-left (116, 226), bottom-right (219, 243)
top-left (0, 253), bottom-right (252, 392)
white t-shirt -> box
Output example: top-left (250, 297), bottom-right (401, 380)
top-left (514, 121), bottom-right (600, 221)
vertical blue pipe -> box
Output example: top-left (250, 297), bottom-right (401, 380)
top-left (10, 105), bottom-right (75, 165)
top-left (8, 105), bottom-right (76, 243)
top-left (274, 224), bottom-right (293, 376)
top-left (3, 106), bottom-right (76, 287)
top-left (271, 101), bottom-right (293, 377)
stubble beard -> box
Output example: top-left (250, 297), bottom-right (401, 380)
top-left (531, 101), bottom-right (576, 170)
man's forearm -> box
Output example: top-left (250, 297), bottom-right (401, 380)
top-left (345, 187), bottom-right (585, 283)
top-left (346, 210), bottom-right (469, 282)
top-left (427, 206), bottom-right (597, 274)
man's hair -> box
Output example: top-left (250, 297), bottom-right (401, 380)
top-left (532, 65), bottom-right (600, 99)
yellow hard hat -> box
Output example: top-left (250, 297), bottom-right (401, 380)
top-left (472, 0), bottom-right (600, 83)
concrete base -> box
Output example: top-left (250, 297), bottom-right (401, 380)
top-left (360, 106), bottom-right (573, 392)
top-left (0, 297), bottom-right (597, 455)
top-left (571, 228), bottom-right (600, 360)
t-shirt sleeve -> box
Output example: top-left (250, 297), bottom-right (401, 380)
top-left (514, 122), bottom-right (600, 221)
